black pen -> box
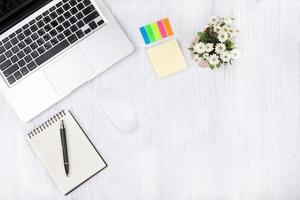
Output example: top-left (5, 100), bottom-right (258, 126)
top-left (60, 120), bottom-right (69, 177)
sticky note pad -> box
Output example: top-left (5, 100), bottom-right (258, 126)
top-left (147, 39), bottom-right (187, 78)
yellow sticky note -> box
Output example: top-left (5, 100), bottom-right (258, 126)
top-left (147, 39), bottom-right (187, 78)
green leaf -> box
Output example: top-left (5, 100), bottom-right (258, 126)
top-left (225, 40), bottom-right (235, 51)
top-left (209, 64), bottom-right (215, 70)
top-left (188, 47), bottom-right (193, 51)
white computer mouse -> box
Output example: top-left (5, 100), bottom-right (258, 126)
top-left (99, 89), bottom-right (138, 133)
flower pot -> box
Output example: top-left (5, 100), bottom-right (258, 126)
top-left (199, 60), bottom-right (210, 68)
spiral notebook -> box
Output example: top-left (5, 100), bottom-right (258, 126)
top-left (26, 110), bottom-right (107, 195)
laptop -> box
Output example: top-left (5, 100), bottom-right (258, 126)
top-left (0, 0), bottom-right (134, 122)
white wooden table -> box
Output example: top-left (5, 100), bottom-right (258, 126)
top-left (1, 0), bottom-right (300, 199)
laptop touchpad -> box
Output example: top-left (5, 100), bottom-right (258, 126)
top-left (44, 48), bottom-right (96, 95)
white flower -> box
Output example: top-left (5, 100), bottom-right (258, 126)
top-left (215, 43), bottom-right (226, 54)
top-left (205, 43), bottom-right (214, 52)
top-left (230, 48), bottom-right (239, 59)
top-left (213, 25), bottom-right (223, 33)
top-left (224, 17), bottom-right (234, 25)
top-left (222, 25), bottom-right (231, 33)
top-left (208, 54), bottom-right (220, 66)
top-left (211, 15), bottom-right (220, 25)
top-left (203, 53), bottom-right (209, 60)
top-left (193, 42), bottom-right (206, 54)
top-left (192, 54), bottom-right (202, 63)
top-left (217, 31), bottom-right (228, 42)
top-left (220, 51), bottom-right (231, 62)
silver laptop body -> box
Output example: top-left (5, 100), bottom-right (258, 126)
top-left (0, 0), bottom-right (134, 121)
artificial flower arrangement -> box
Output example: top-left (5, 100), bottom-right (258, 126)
top-left (190, 16), bottom-right (240, 69)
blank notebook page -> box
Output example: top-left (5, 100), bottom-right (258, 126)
top-left (27, 110), bottom-right (107, 195)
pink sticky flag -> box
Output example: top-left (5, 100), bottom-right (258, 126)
top-left (157, 20), bottom-right (167, 38)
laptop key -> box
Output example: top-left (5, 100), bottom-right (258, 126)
top-left (16, 28), bottom-right (22, 34)
top-left (43, 34), bottom-right (51, 41)
top-left (77, 20), bottom-right (84, 28)
top-left (63, 3), bottom-right (71, 11)
top-left (0, 59), bottom-right (12, 71)
top-left (44, 42), bottom-right (52, 50)
top-left (0, 46), bottom-right (5, 54)
top-left (70, 7), bottom-right (78, 15)
top-left (2, 37), bottom-right (9, 43)
top-left (44, 16), bottom-right (51, 23)
top-left (3, 64), bottom-right (18, 77)
top-left (4, 41), bottom-right (12, 50)
top-left (44, 24), bottom-right (52, 32)
top-left (30, 42), bottom-right (38, 50)
top-left (57, 33), bottom-right (65, 41)
top-left (11, 37), bottom-right (18, 45)
top-left (76, 12), bottom-right (84, 20)
top-left (24, 29), bottom-right (31, 36)
top-left (64, 29), bottom-right (71, 37)
top-left (30, 25), bottom-right (38, 32)
top-left (50, 38), bottom-right (59, 46)
top-left (69, 16), bottom-right (77, 24)
top-left (75, 30), bottom-right (84, 38)
top-left (42, 10), bottom-right (49, 16)
top-left (70, 25), bottom-right (78, 32)
top-left (82, 5), bottom-right (95, 16)
top-left (70, 0), bottom-right (77, 6)
top-left (18, 41), bottom-right (26, 49)
top-left (9, 33), bottom-right (16, 39)
top-left (5, 50), bottom-right (13, 58)
top-left (89, 21), bottom-right (97, 30)
top-left (29, 19), bottom-right (36, 25)
top-left (67, 34), bottom-right (78, 44)
top-left (24, 37), bottom-right (33, 45)
top-left (57, 16), bottom-right (65, 23)
top-left (24, 46), bottom-right (32, 54)
top-left (7, 75), bottom-right (16, 84)
top-left (35, 39), bottom-right (70, 66)
top-left (37, 47), bottom-right (46, 54)
top-left (37, 38), bottom-right (45, 46)
top-left (0, 55), bottom-right (6, 63)
top-left (27, 61), bottom-right (37, 71)
top-left (77, 3), bottom-right (84, 10)
top-left (97, 20), bottom-right (105, 26)
top-left (38, 29), bottom-right (46, 36)
top-left (18, 59), bottom-right (26, 67)
top-left (17, 33), bottom-right (25, 41)
top-left (36, 15), bottom-right (42, 21)
top-left (14, 71), bottom-right (22, 80)
top-left (83, 0), bottom-right (91, 6)
top-left (25, 55), bottom-right (33, 63)
top-left (57, 25), bottom-right (64, 33)
top-left (31, 51), bottom-right (39, 58)
top-left (20, 67), bottom-right (29, 75)
top-left (84, 28), bottom-right (91, 34)
top-left (37, 20), bottom-right (45, 28)
top-left (83, 11), bottom-right (99, 24)
top-left (17, 51), bottom-right (25, 59)
top-left (12, 46), bottom-right (19, 54)
top-left (57, 7), bottom-right (64, 15)
top-left (11, 55), bottom-right (18, 63)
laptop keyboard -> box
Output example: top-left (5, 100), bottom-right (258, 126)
top-left (0, 0), bottom-right (105, 86)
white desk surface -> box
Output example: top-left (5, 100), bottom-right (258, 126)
top-left (1, 0), bottom-right (300, 199)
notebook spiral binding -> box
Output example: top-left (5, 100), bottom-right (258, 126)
top-left (28, 110), bottom-right (67, 139)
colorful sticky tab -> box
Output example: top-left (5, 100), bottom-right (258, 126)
top-left (139, 18), bottom-right (174, 45)
top-left (139, 27), bottom-right (150, 45)
top-left (162, 18), bottom-right (173, 36)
